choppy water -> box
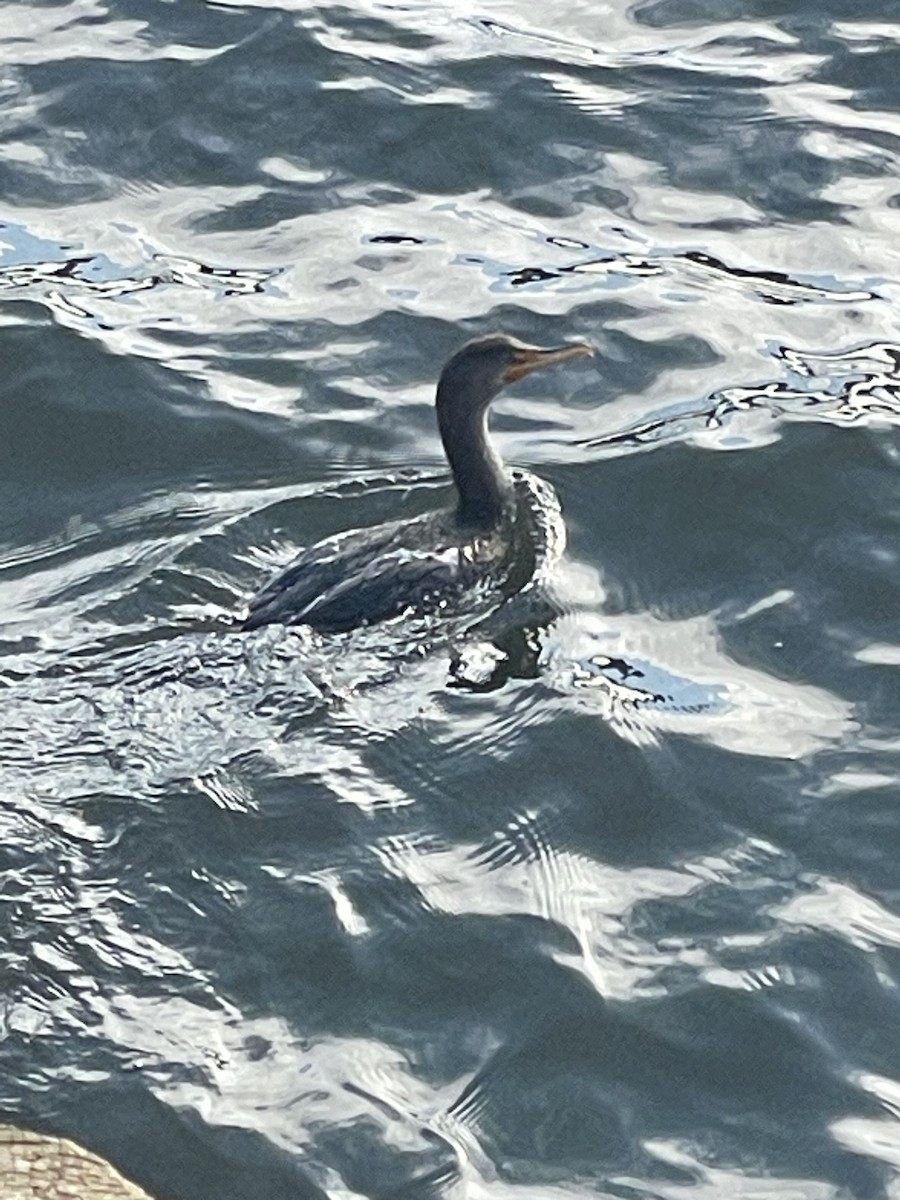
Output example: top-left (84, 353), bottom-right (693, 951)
top-left (3, 2), bottom-right (900, 1197)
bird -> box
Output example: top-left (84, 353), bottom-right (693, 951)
top-left (241, 333), bottom-right (592, 634)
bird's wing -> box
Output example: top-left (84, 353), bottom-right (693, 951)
top-left (293, 546), bottom-right (463, 632)
top-left (242, 529), bottom-right (464, 633)
top-left (241, 525), bottom-right (399, 631)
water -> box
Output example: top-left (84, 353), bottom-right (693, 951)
top-left (3, 1), bottom-right (900, 1196)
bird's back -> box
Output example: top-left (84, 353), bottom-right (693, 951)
top-left (241, 508), bottom-right (511, 634)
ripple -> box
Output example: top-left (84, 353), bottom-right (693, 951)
top-left (539, 610), bottom-right (853, 759)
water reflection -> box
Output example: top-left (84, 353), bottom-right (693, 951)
top-left (3, 0), bottom-right (900, 1195)
top-left (0, 220), bottom-right (279, 314)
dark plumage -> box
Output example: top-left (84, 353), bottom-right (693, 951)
top-left (241, 334), bottom-right (591, 633)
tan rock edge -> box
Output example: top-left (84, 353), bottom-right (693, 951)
top-left (0, 1125), bottom-right (160, 1200)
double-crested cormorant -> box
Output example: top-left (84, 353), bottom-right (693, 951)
top-left (241, 334), bottom-right (592, 633)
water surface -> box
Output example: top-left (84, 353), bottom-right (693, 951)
top-left (3, 1), bottom-right (900, 1197)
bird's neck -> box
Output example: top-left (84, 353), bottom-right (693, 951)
top-left (437, 392), bottom-right (513, 531)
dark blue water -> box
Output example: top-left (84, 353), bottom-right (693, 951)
top-left (3, 2), bottom-right (900, 1197)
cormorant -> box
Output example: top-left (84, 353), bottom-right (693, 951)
top-left (241, 334), bottom-right (592, 633)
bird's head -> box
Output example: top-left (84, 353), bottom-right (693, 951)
top-left (436, 333), bottom-right (592, 420)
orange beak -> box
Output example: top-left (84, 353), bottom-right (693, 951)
top-left (502, 342), bottom-right (593, 384)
